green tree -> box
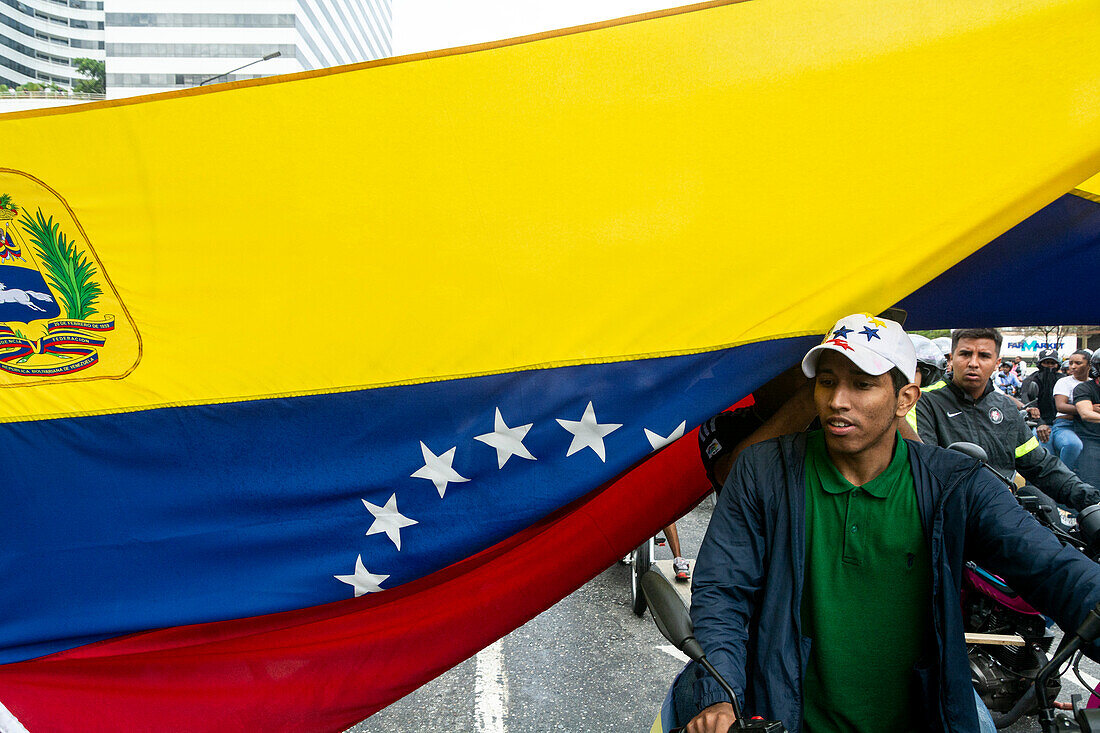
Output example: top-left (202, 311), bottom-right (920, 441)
top-left (911, 329), bottom-right (951, 339)
top-left (18, 82), bottom-right (43, 92)
top-left (72, 57), bottom-right (105, 95)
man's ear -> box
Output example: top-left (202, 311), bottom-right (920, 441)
top-left (895, 382), bottom-right (921, 418)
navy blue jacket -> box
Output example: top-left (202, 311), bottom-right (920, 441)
top-left (691, 432), bottom-right (1100, 732)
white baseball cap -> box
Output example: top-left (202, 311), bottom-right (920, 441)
top-left (802, 313), bottom-right (917, 380)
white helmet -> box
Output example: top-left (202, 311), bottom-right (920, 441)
top-left (910, 335), bottom-right (947, 387)
top-left (932, 336), bottom-right (953, 359)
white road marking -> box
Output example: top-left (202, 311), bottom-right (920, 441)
top-left (1063, 666), bottom-right (1100, 697)
top-left (658, 644), bottom-right (690, 663)
top-left (0, 701), bottom-right (30, 733)
top-left (475, 639), bottom-right (507, 732)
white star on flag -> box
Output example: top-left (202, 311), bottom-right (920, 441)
top-left (474, 407), bottom-right (536, 469)
top-left (644, 421), bottom-right (687, 451)
top-left (363, 493), bottom-right (418, 550)
top-left (411, 441), bottom-right (469, 498)
top-left (556, 401), bottom-right (622, 462)
top-left (334, 554), bottom-right (389, 597)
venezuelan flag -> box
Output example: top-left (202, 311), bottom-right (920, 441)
top-left (0, 0), bottom-right (1098, 730)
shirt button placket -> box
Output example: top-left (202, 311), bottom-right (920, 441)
top-left (843, 490), bottom-right (862, 565)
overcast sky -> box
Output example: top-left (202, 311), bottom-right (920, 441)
top-left (392, 0), bottom-right (681, 55)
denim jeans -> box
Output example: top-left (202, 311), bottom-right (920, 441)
top-left (1078, 438), bottom-right (1100, 488)
top-left (1051, 420), bottom-right (1084, 471)
top-left (975, 688), bottom-right (997, 733)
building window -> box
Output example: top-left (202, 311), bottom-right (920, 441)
top-left (107, 43), bottom-right (296, 59)
top-left (105, 14), bottom-right (294, 28)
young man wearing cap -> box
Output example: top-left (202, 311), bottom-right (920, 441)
top-left (679, 314), bottom-right (1100, 733)
top-left (913, 328), bottom-right (1100, 512)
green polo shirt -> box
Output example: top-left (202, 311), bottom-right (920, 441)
top-left (801, 431), bottom-right (932, 732)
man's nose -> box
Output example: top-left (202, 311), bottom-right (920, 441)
top-left (828, 385), bottom-right (851, 409)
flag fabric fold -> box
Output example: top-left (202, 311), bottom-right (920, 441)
top-left (1, 0), bottom-right (1099, 730)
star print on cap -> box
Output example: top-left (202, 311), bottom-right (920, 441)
top-left (802, 313), bottom-right (917, 381)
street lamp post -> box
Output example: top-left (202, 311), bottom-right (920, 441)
top-left (198, 51), bottom-right (282, 87)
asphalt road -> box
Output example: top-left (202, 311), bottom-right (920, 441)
top-left (351, 492), bottom-right (1099, 732)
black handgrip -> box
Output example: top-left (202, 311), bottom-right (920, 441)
top-left (1077, 604), bottom-right (1100, 645)
top-left (1077, 707), bottom-right (1100, 732)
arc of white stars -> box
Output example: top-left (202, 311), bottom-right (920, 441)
top-left (556, 401), bottom-right (621, 462)
top-left (411, 441), bottom-right (469, 498)
top-left (363, 493), bottom-right (418, 551)
top-left (334, 554), bottom-right (389, 597)
top-left (644, 420), bottom-right (687, 451)
top-left (474, 407), bottom-right (536, 469)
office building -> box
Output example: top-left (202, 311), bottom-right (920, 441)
top-left (0, 1), bottom-right (391, 105)
top-left (0, 0), bottom-right (106, 91)
top-left (104, 1), bottom-right (391, 97)
top-left (105, 1), bottom-right (391, 97)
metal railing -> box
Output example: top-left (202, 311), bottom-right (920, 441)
top-left (0, 90), bottom-right (105, 100)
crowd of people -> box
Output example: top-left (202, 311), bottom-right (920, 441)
top-left (982, 344), bottom-right (1100, 489)
top-left (665, 317), bottom-right (1100, 733)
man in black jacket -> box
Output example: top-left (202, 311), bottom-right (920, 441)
top-left (1020, 348), bottom-right (1062, 448)
top-left (914, 328), bottom-right (1100, 511)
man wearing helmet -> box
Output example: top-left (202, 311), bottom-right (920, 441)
top-left (679, 314), bottom-right (1100, 733)
top-left (908, 334), bottom-right (947, 389)
top-left (913, 328), bottom-right (1100, 512)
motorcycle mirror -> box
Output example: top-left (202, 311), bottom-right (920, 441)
top-left (878, 307), bottom-right (907, 326)
top-left (947, 441), bottom-right (990, 463)
top-left (640, 570), bottom-right (705, 661)
top-left (1078, 505), bottom-right (1100, 549)
top-left (1021, 382), bottom-right (1040, 402)
top-left (641, 570), bottom-right (750, 729)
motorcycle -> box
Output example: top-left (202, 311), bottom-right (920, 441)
top-left (949, 441), bottom-right (1100, 728)
top-left (642, 561), bottom-right (1100, 733)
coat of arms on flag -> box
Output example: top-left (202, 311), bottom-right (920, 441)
top-left (0, 169), bottom-right (138, 385)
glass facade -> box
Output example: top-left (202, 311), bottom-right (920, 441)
top-left (0, 0), bottom-right (105, 89)
top-left (107, 72), bottom-right (267, 87)
top-left (107, 43), bottom-right (298, 59)
top-left (0, 0), bottom-right (103, 29)
top-left (106, 14), bottom-right (295, 28)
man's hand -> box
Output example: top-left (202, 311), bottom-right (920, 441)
top-left (1037, 424), bottom-right (1051, 442)
top-left (686, 702), bottom-right (737, 733)
top-left (1027, 406), bottom-right (1041, 420)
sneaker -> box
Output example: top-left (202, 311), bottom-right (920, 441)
top-left (656, 535), bottom-right (667, 547)
top-left (673, 557), bottom-right (690, 582)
